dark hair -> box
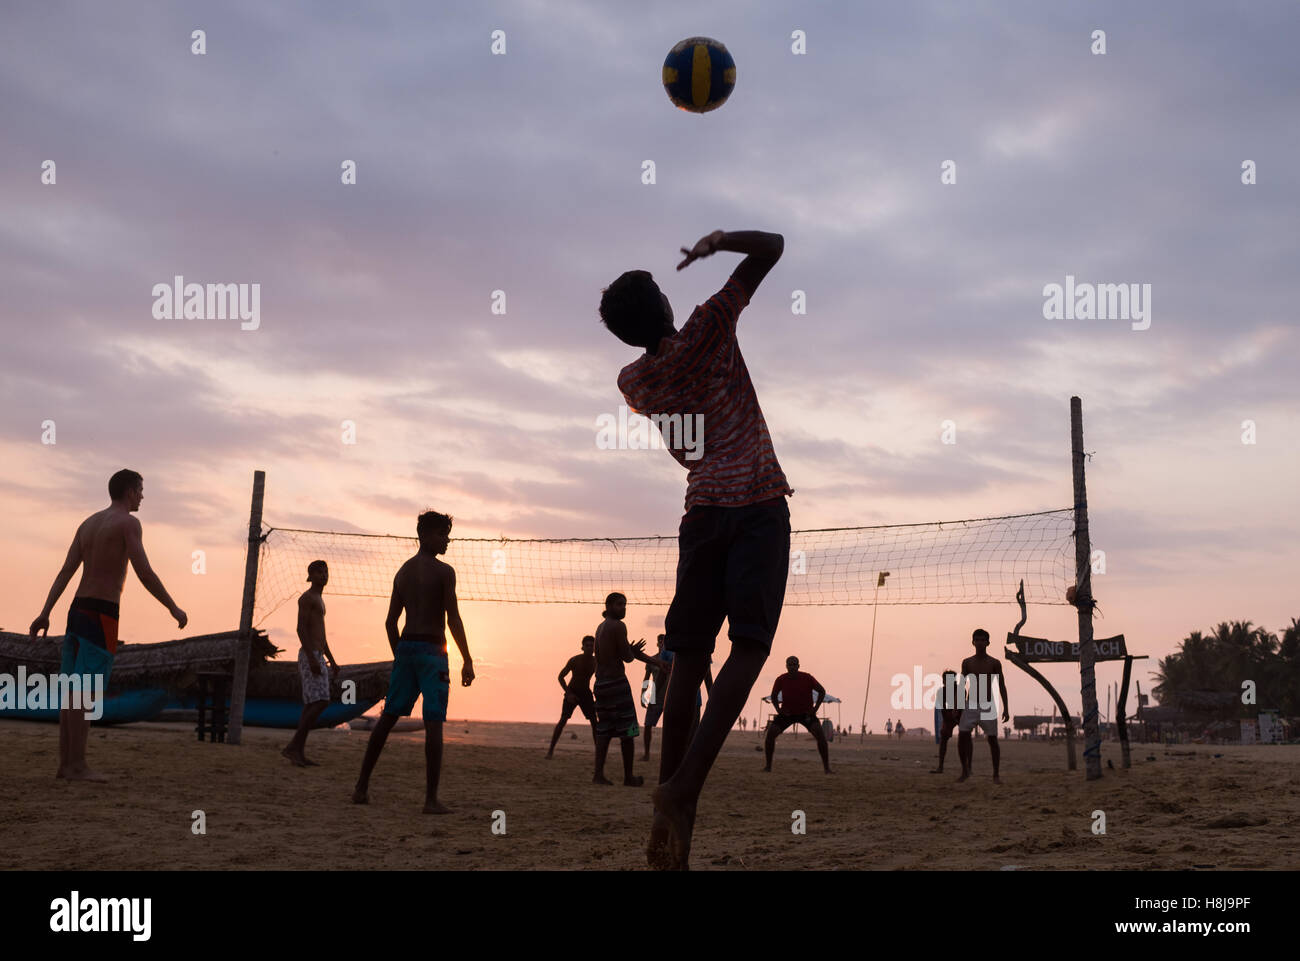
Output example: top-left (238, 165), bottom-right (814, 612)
top-left (602, 592), bottom-right (626, 617)
top-left (599, 270), bottom-right (666, 348)
top-left (108, 469), bottom-right (143, 500)
top-left (417, 510), bottom-right (453, 539)
top-left (307, 560), bottom-right (328, 579)
top-left (942, 668), bottom-right (957, 678)
top-left (582, 635), bottom-right (595, 646)
top-left (972, 629), bottom-right (990, 643)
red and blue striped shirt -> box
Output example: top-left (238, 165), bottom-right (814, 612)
top-left (617, 276), bottom-right (792, 512)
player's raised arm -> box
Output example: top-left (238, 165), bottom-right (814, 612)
top-left (30, 533), bottom-right (84, 639)
top-left (678, 228), bottom-right (783, 298)
top-left (125, 516), bottom-right (186, 628)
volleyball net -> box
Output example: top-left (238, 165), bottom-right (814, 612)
top-left (253, 508), bottom-right (1075, 624)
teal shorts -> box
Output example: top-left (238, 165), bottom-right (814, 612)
top-left (60, 635), bottom-right (114, 692)
top-left (382, 642), bottom-right (449, 722)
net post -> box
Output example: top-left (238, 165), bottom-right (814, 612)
top-left (1071, 397), bottom-right (1102, 780)
top-left (228, 470), bottom-right (265, 746)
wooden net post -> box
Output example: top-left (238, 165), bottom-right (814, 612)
top-left (228, 470), bottom-right (265, 746)
top-left (1071, 397), bottom-right (1103, 780)
top-left (1118, 655), bottom-right (1134, 769)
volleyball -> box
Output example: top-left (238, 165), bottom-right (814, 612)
top-left (662, 37), bottom-right (736, 113)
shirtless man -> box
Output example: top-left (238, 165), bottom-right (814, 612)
top-left (352, 511), bottom-right (474, 813)
top-left (282, 560), bottom-right (340, 767)
top-left (592, 593), bottom-right (665, 786)
top-left (29, 469), bottom-right (187, 780)
top-left (546, 635), bottom-right (597, 757)
top-left (957, 629), bottom-right (1009, 783)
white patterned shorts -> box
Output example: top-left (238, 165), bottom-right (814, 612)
top-left (298, 649), bottom-right (331, 704)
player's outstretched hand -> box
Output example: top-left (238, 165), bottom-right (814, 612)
top-left (677, 230), bottom-right (725, 270)
top-left (461, 660), bottom-right (475, 687)
top-left (631, 639), bottom-right (647, 655)
top-left (29, 614), bottom-right (49, 642)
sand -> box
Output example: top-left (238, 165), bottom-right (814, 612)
top-left (2, 719), bottom-right (1297, 871)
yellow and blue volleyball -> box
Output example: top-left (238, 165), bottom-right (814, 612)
top-left (662, 37), bottom-right (736, 113)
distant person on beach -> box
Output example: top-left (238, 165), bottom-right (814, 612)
top-left (29, 469), bottom-right (187, 781)
top-left (642, 636), bottom-right (714, 760)
top-left (896, 721), bottom-right (905, 739)
top-left (957, 629), bottom-right (1008, 783)
top-left (352, 511), bottom-right (473, 813)
top-left (593, 593), bottom-right (665, 785)
top-left (763, 656), bottom-right (832, 774)
top-left (282, 560), bottom-right (340, 767)
top-left (546, 635), bottom-right (597, 758)
top-left (603, 226), bottom-right (790, 870)
top-left (886, 719), bottom-right (893, 736)
top-left (930, 669), bottom-right (962, 774)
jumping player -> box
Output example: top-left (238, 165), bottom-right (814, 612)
top-left (601, 227), bottom-right (790, 869)
top-left (352, 511), bottom-right (474, 812)
top-left (763, 656), bottom-right (832, 774)
top-left (546, 635), bottom-right (597, 757)
top-left (957, 629), bottom-right (1009, 783)
top-left (29, 469), bottom-right (187, 780)
top-left (282, 560), bottom-right (340, 767)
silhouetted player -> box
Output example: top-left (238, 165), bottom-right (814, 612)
top-left (601, 226), bottom-right (790, 869)
top-left (282, 560), bottom-right (340, 767)
top-left (642, 636), bottom-right (713, 760)
top-left (29, 469), bottom-right (187, 780)
top-left (763, 656), bottom-right (832, 774)
top-left (546, 635), bottom-right (596, 757)
top-left (957, 629), bottom-right (1008, 783)
top-left (592, 593), bottom-right (664, 786)
top-left (930, 669), bottom-right (961, 774)
top-left (352, 511), bottom-right (474, 812)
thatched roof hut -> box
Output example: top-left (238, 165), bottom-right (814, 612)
top-left (0, 629), bottom-right (276, 694)
top-left (0, 630), bottom-right (390, 702)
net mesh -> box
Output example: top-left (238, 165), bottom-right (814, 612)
top-left (254, 509), bottom-right (1075, 624)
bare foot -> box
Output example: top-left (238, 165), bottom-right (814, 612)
top-left (648, 783), bottom-right (696, 871)
top-left (63, 767), bottom-right (108, 782)
top-left (624, 775), bottom-right (644, 787)
top-left (423, 800), bottom-right (453, 814)
top-left (993, 775), bottom-right (1002, 784)
top-left (303, 757), bottom-right (320, 767)
top-left (929, 768), bottom-right (944, 774)
top-left (281, 747), bottom-right (308, 767)
top-left (351, 787), bottom-right (369, 804)
top-left (544, 752), bottom-right (554, 760)
top-left (593, 774), bottom-right (614, 785)
top-left (761, 765), bottom-right (771, 772)
top-left (956, 771), bottom-right (970, 782)
top-left (823, 767), bottom-right (834, 774)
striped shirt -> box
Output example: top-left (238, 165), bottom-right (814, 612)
top-left (617, 275), bottom-right (792, 512)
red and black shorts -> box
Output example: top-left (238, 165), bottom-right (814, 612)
top-left (767, 713), bottom-right (822, 736)
top-left (664, 497), bottom-right (791, 655)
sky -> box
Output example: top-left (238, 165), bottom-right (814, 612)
top-left (2, 0), bottom-right (1297, 729)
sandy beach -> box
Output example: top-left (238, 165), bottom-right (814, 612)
top-left (2, 719), bottom-right (1297, 871)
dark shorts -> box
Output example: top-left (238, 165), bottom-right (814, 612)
top-left (593, 675), bottom-right (640, 739)
top-left (664, 497), bottom-right (791, 655)
top-left (561, 689), bottom-right (595, 722)
top-left (644, 701), bottom-right (664, 727)
top-left (62, 597), bottom-right (120, 690)
top-left (939, 709), bottom-right (961, 738)
top-left (768, 713), bottom-right (822, 736)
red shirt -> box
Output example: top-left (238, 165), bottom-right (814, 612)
top-left (617, 276), bottom-right (793, 512)
top-left (771, 671), bottom-right (821, 716)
